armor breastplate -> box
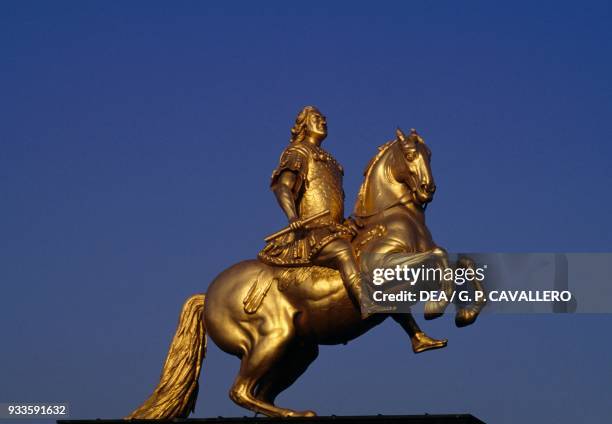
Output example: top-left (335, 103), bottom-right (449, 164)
top-left (298, 144), bottom-right (344, 224)
top-left (260, 141), bottom-right (354, 267)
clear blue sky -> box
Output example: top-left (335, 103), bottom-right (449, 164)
top-left (1, 2), bottom-right (611, 423)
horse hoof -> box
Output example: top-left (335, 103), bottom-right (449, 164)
top-left (455, 308), bottom-right (478, 327)
top-left (285, 410), bottom-right (317, 418)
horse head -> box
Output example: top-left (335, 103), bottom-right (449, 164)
top-left (395, 127), bottom-right (436, 206)
top-left (355, 127), bottom-right (436, 217)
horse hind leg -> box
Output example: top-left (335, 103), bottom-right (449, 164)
top-left (229, 326), bottom-right (313, 417)
top-left (254, 341), bottom-right (319, 412)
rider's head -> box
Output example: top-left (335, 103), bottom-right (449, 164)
top-left (290, 106), bottom-right (327, 145)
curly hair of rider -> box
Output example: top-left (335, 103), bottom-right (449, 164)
top-left (290, 105), bottom-right (320, 144)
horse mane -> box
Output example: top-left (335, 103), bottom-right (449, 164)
top-left (356, 140), bottom-right (396, 212)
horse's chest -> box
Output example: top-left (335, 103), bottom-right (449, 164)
top-left (371, 209), bottom-right (435, 252)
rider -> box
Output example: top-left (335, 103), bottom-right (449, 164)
top-left (258, 106), bottom-right (376, 318)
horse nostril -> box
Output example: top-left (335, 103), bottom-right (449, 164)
top-left (421, 183), bottom-right (436, 193)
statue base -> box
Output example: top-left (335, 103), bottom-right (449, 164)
top-left (59, 414), bottom-right (485, 424)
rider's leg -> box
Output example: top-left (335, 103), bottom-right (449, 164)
top-left (424, 247), bottom-right (453, 320)
top-left (391, 313), bottom-right (447, 354)
top-left (313, 239), bottom-right (380, 318)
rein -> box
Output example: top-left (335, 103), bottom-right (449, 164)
top-left (353, 195), bottom-right (423, 220)
top-left (355, 140), bottom-right (427, 219)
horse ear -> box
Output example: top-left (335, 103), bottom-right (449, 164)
top-left (396, 127), bottom-right (406, 141)
top-left (410, 128), bottom-right (424, 144)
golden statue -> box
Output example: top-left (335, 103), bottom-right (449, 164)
top-left (126, 106), bottom-right (485, 420)
top-left (259, 106), bottom-right (382, 317)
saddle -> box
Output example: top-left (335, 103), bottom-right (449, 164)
top-left (244, 219), bottom-right (387, 314)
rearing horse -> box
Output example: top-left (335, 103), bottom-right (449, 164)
top-left (127, 128), bottom-right (485, 420)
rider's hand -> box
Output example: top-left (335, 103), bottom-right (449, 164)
top-left (289, 217), bottom-right (304, 231)
top-left (343, 217), bottom-right (360, 235)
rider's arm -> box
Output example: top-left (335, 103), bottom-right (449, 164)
top-left (272, 170), bottom-right (299, 222)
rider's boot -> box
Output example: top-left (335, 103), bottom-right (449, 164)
top-left (347, 273), bottom-right (394, 319)
top-left (411, 331), bottom-right (448, 354)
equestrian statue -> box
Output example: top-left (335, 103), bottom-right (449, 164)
top-left (126, 106), bottom-right (486, 419)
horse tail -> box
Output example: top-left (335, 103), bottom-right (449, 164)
top-left (126, 293), bottom-right (207, 420)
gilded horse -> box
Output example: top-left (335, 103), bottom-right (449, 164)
top-left (127, 128), bottom-right (485, 419)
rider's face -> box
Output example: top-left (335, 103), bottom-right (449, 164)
top-left (306, 112), bottom-right (327, 142)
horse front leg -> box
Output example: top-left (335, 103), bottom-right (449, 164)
top-left (454, 256), bottom-right (487, 327)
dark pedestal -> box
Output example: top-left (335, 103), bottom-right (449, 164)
top-left (58, 414), bottom-right (485, 424)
